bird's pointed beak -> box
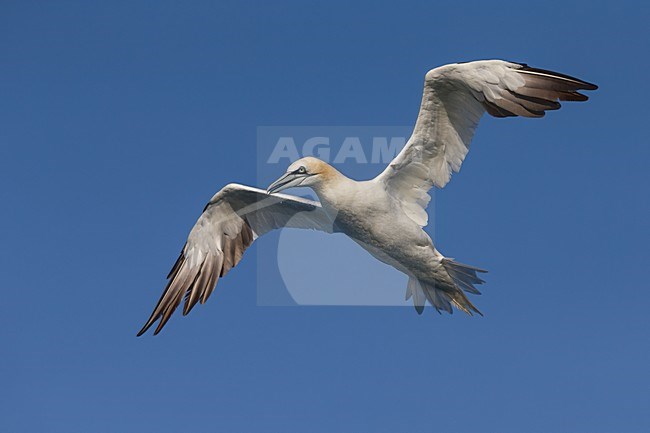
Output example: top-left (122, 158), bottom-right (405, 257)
top-left (266, 172), bottom-right (305, 194)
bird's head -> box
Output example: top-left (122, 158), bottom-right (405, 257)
top-left (266, 157), bottom-right (333, 194)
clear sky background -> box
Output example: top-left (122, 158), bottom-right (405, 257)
top-left (1, 1), bottom-right (649, 432)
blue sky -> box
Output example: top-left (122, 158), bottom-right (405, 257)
top-left (1, 1), bottom-right (649, 432)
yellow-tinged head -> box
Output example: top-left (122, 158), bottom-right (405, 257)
top-left (266, 157), bottom-right (339, 194)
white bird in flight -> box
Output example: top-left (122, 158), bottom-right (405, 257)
top-left (138, 59), bottom-right (596, 335)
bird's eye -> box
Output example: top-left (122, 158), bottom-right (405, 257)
top-left (297, 166), bottom-right (306, 174)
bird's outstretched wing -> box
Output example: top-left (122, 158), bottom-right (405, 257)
top-left (138, 184), bottom-right (333, 335)
top-left (377, 60), bottom-right (597, 226)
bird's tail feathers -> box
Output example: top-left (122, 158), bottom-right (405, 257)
top-left (406, 259), bottom-right (486, 315)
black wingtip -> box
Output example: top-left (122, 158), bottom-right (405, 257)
top-left (137, 319), bottom-right (156, 337)
top-left (136, 326), bottom-right (148, 337)
top-left (520, 65), bottom-right (598, 90)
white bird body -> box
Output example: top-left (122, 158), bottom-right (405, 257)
top-left (297, 159), bottom-right (478, 314)
top-left (312, 170), bottom-right (440, 280)
top-left (139, 59), bottom-right (597, 335)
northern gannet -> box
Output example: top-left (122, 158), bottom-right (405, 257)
top-left (138, 60), bottom-right (597, 335)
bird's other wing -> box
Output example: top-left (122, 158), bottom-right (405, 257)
top-left (377, 60), bottom-right (597, 226)
top-left (137, 184), bottom-right (333, 335)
